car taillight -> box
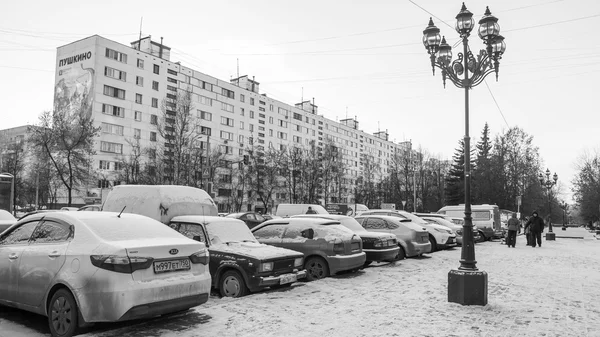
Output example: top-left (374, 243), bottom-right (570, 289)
top-left (90, 255), bottom-right (154, 273)
top-left (333, 239), bottom-right (344, 253)
top-left (189, 249), bottom-right (210, 265)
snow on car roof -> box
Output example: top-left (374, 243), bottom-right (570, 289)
top-left (0, 210), bottom-right (15, 221)
top-left (211, 241), bottom-right (303, 260)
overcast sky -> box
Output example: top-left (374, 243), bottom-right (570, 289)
top-left (2, 0), bottom-right (599, 202)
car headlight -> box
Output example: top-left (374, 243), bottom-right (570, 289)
top-left (259, 262), bottom-right (274, 272)
top-left (456, 230), bottom-right (463, 235)
top-left (294, 257), bottom-right (303, 267)
top-left (434, 228), bottom-right (449, 234)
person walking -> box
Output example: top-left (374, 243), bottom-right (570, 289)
top-left (523, 216), bottom-right (532, 246)
top-left (506, 212), bottom-right (520, 248)
top-left (524, 210), bottom-right (545, 248)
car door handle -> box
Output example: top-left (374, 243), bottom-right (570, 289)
top-left (8, 253), bottom-right (18, 260)
top-left (48, 251), bottom-right (61, 258)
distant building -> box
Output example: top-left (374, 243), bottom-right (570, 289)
top-left (54, 34), bottom-right (414, 211)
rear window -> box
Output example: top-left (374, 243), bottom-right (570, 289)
top-left (339, 218), bottom-right (366, 232)
top-left (84, 216), bottom-right (183, 241)
top-left (314, 224), bottom-right (354, 239)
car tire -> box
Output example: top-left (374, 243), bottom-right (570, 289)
top-left (48, 288), bottom-right (79, 337)
top-left (220, 270), bottom-right (249, 298)
top-left (429, 235), bottom-right (438, 252)
top-left (395, 246), bottom-right (406, 260)
top-left (478, 231), bottom-right (486, 242)
top-left (305, 257), bottom-right (329, 281)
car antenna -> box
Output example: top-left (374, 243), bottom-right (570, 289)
top-left (118, 206), bottom-right (126, 218)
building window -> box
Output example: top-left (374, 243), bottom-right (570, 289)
top-left (269, 129), bottom-right (273, 136)
top-left (202, 81), bottom-right (213, 91)
top-left (167, 77), bottom-right (177, 83)
top-left (167, 84), bottom-right (177, 91)
top-left (99, 160), bottom-right (110, 170)
top-left (293, 112), bottom-right (302, 121)
top-left (197, 110), bottom-right (211, 121)
top-left (295, 124), bottom-right (302, 132)
top-left (134, 111), bottom-right (142, 121)
top-left (151, 98), bottom-right (158, 108)
top-left (150, 114), bottom-right (157, 125)
top-left (249, 124), bottom-right (254, 132)
top-left (101, 103), bottom-right (125, 117)
top-left (221, 116), bottom-right (234, 127)
top-left (239, 135), bottom-right (244, 143)
top-left (105, 48), bottom-right (127, 63)
top-left (239, 121), bottom-right (244, 129)
top-left (152, 81), bottom-right (159, 91)
top-left (150, 132), bottom-right (157, 142)
top-left (293, 135), bottom-right (302, 143)
top-left (148, 149), bottom-right (156, 160)
top-left (278, 120), bottom-right (288, 128)
top-left (219, 145), bottom-right (233, 155)
top-left (259, 107), bottom-right (265, 112)
top-left (277, 132), bottom-right (287, 140)
top-left (136, 76), bottom-right (143, 86)
top-left (135, 93), bottom-right (142, 104)
top-left (199, 95), bottom-right (212, 106)
top-left (250, 110), bottom-right (255, 119)
top-left (220, 130), bottom-right (234, 141)
top-left (137, 58), bottom-right (144, 69)
top-left (100, 141), bottom-right (123, 154)
top-left (270, 104), bottom-right (274, 111)
top-left (221, 88), bottom-right (235, 99)
top-left (103, 85), bottom-right (125, 99)
top-left (153, 64), bottom-right (159, 74)
top-left (134, 128), bottom-right (141, 139)
top-left (259, 100), bottom-right (265, 105)
top-left (101, 122), bottom-right (124, 136)
top-left (221, 102), bottom-right (234, 113)
top-left (240, 108), bottom-right (245, 116)
top-left (269, 117), bottom-right (274, 124)
top-left (104, 66), bottom-right (126, 81)
top-left (200, 126), bottom-right (211, 136)
top-left (240, 94), bottom-right (245, 103)
top-left (167, 69), bottom-right (177, 75)
top-left (250, 98), bottom-right (255, 106)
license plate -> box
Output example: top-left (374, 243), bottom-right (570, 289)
top-left (279, 273), bottom-right (297, 285)
top-left (153, 259), bottom-right (191, 273)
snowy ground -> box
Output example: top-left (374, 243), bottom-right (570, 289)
top-left (1, 227), bottom-right (599, 337)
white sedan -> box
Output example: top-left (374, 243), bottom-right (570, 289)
top-left (0, 211), bottom-right (211, 337)
top-left (0, 210), bottom-right (16, 233)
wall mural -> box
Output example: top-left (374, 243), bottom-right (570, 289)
top-left (54, 51), bottom-right (95, 119)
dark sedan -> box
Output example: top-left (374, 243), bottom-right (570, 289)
top-left (226, 212), bottom-right (267, 229)
top-left (292, 214), bottom-right (399, 266)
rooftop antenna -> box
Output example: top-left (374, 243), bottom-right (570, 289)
top-left (137, 17), bottom-right (143, 50)
top-left (118, 206), bottom-right (126, 218)
top-left (237, 58), bottom-right (239, 79)
top-left (301, 87), bottom-right (304, 103)
top-left (345, 107), bottom-right (348, 120)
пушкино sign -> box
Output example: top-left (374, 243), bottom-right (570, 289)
top-left (58, 51), bottom-right (92, 67)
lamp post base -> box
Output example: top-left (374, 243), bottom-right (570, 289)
top-left (448, 269), bottom-right (488, 306)
top-left (545, 232), bottom-right (556, 241)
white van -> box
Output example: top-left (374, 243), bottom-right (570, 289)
top-left (102, 185), bottom-right (218, 223)
top-left (275, 204), bottom-right (328, 217)
top-left (325, 203), bottom-right (369, 217)
top-left (437, 204), bottom-right (501, 241)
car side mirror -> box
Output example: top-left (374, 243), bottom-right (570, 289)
top-left (301, 228), bottom-right (314, 239)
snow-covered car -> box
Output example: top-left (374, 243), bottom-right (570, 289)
top-left (354, 215), bottom-right (431, 259)
top-left (167, 216), bottom-right (307, 297)
top-left (77, 204), bottom-right (102, 211)
top-left (252, 218), bottom-right (366, 281)
top-left (59, 207), bottom-right (79, 211)
top-left (0, 210), bottom-right (16, 233)
top-left (360, 210), bottom-right (456, 252)
top-left (416, 213), bottom-right (482, 245)
top-left (0, 211), bottom-right (211, 337)
top-left (292, 214), bottom-right (399, 266)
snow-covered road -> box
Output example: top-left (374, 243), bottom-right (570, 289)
top-left (2, 228), bottom-right (599, 337)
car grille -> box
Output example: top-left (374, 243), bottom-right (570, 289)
top-left (273, 258), bottom-right (297, 274)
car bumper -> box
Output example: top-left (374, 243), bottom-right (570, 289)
top-left (438, 236), bottom-right (457, 248)
top-left (75, 270), bottom-right (212, 323)
top-left (406, 242), bottom-right (432, 257)
top-left (327, 252), bottom-right (367, 274)
top-left (363, 246), bottom-right (400, 262)
top-left (257, 269), bottom-right (307, 288)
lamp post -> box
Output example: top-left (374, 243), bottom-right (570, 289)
top-left (422, 2), bottom-right (506, 306)
top-left (538, 168), bottom-right (557, 239)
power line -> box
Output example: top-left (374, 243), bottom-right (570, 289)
top-left (484, 80), bottom-right (509, 128)
top-left (408, 0), bottom-right (455, 30)
top-left (504, 13), bottom-right (600, 33)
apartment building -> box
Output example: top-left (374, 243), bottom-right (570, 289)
top-left (54, 35), bottom-right (413, 210)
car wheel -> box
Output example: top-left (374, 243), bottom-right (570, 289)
top-left (48, 288), bottom-right (79, 337)
top-left (395, 246), bottom-right (406, 260)
top-left (220, 270), bottom-right (249, 298)
top-left (478, 231), bottom-right (486, 242)
top-left (305, 257), bottom-right (329, 281)
top-left (429, 235), bottom-right (438, 252)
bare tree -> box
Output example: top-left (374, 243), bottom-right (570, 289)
top-left (29, 108), bottom-right (100, 206)
top-left (116, 137), bottom-right (145, 184)
top-left (246, 146), bottom-right (284, 212)
top-left (0, 133), bottom-right (27, 213)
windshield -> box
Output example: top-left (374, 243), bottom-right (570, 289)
top-left (205, 220), bottom-right (258, 243)
top-left (398, 211), bottom-right (429, 225)
top-left (339, 217), bottom-right (366, 232)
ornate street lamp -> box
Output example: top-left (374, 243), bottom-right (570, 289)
top-left (539, 169), bottom-right (558, 239)
top-left (423, 3), bottom-right (506, 306)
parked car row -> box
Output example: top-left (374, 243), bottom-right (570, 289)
top-left (0, 186), bottom-right (484, 337)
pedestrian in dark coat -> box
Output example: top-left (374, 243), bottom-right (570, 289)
top-left (524, 216), bottom-right (532, 246)
top-left (524, 210), bottom-right (545, 248)
top-left (506, 213), bottom-right (520, 248)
